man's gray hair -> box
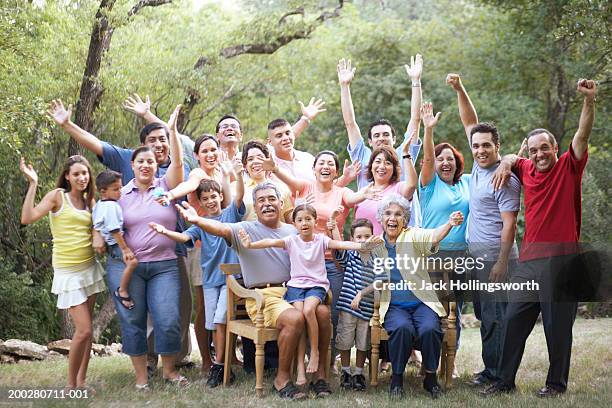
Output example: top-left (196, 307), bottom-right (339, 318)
top-left (252, 181), bottom-right (282, 203)
top-left (376, 193), bottom-right (411, 226)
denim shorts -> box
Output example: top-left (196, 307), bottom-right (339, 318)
top-left (203, 285), bottom-right (227, 330)
top-left (284, 285), bottom-right (327, 304)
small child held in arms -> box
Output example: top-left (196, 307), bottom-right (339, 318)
top-left (238, 204), bottom-right (383, 385)
top-left (150, 161), bottom-right (245, 388)
top-left (328, 217), bottom-right (379, 391)
top-left (92, 170), bottom-right (138, 309)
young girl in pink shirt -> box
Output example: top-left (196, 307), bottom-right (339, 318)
top-left (239, 204), bottom-right (382, 385)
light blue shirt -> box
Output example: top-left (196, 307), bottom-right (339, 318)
top-left (92, 200), bottom-right (123, 246)
top-left (419, 173), bottom-right (470, 250)
top-left (347, 132), bottom-right (422, 226)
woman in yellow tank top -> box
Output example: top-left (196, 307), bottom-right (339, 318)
top-left (20, 155), bottom-right (105, 392)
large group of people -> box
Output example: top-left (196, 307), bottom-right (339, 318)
top-left (19, 55), bottom-right (597, 400)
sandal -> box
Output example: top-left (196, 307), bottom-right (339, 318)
top-left (135, 383), bottom-right (150, 391)
top-left (309, 379), bottom-right (332, 398)
top-left (164, 375), bottom-right (190, 388)
top-left (113, 287), bottom-right (135, 310)
top-left (273, 381), bottom-right (307, 400)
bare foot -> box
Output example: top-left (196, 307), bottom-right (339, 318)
top-left (296, 371), bottom-right (307, 386)
top-left (306, 351), bottom-right (319, 374)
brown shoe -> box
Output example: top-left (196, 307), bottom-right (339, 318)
top-left (538, 386), bottom-right (564, 398)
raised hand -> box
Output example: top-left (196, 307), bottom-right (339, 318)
top-left (46, 99), bottom-right (72, 126)
top-left (337, 58), bottom-right (356, 85)
top-left (175, 201), bottom-right (200, 224)
top-left (149, 222), bottom-right (168, 235)
top-left (299, 97), bottom-right (326, 121)
top-left (445, 73), bottom-right (463, 92)
top-left (220, 160), bottom-right (235, 178)
top-left (19, 157), bottom-right (38, 184)
top-left (517, 138), bottom-right (528, 157)
top-left (232, 159), bottom-right (244, 177)
top-left (403, 130), bottom-right (418, 154)
top-left (238, 228), bottom-right (252, 248)
top-left (361, 235), bottom-right (385, 251)
top-left (260, 155), bottom-right (277, 172)
top-left (295, 190), bottom-right (315, 207)
top-left (330, 205), bottom-right (344, 220)
top-left (576, 79), bottom-right (596, 100)
top-left (167, 104), bottom-right (182, 135)
top-left (123, 94), bottom-right (151, 117)
top-left (404, 54), bottom-right (423, 80)
top-left (342, 159), bottom-right (361, 181)
top-left (449, 211), bottom-right (464, 226)
top-left (421, 102), bottom-right (441, 129)
top-left (361, 182), bottom-right (382, 201)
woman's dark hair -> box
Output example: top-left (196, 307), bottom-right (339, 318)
top-left (292, 204), bottom-right (317, 223)
top-left (241, 139), bottom-right (270, 166)
top-left (131, 146), bottom-right (154, 162)
top-left (434, 142), bottom-right (464, 185)
top-left (194, 134), bottom-right (219, 154)
top-left (366, 146), bottom-right (401, 184)
top-left (56, 155), bottom-right (95, 209)
top-left (351, 218), bottom-right (374, 237)
top-left (313, 150), bottom-right (339, 171)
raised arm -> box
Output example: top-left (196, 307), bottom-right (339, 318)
top-left (337, 58), bottom-right (362, 149)
top-left (47, 100), bottom-right (103, 157)
top-left (175, 202), bottom-right (233, 243)
top-left (238, 228), bottom-right (285, 249)
top-left (420, 102), bottom-right (442, 187)
top-left (231, 160), bottom-right (245, 208)
top-left (432, 211), bottom-right (464, 244)
top-left (165, 105), bottom-right (184, 189)
top-left (572, 79), bottom-right (597, 160)
top-left (149, 222), bottom-right (191, 243)
top-left (292, 97), bottom-right (326, 139)
top-left (404, 54), bottom-right (423, 138)
top-left (262, 156), bottom-right (309, 194)
top-left (446, 73), bottom-right (478, 140)
top-left (19, 158), bottom-right (61, 224)
top-left (399, 130), bottom-right (418, 199)
top-left (123, 94), bottom-right (164, 125)
top-left (335, 159), bottom-right (361, 188)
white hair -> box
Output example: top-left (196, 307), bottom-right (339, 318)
top-left (376, 193), bottom-right (411, 226)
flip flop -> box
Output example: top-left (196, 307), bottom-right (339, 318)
top-left (273, 381), bottom-right (307, 400)
top-left (113, 287), bottom-right (135, 310)
top-left (309, 379), bottom-right (332, 398)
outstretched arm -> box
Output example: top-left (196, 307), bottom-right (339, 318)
top-left (343, 182), bottom-right (382, 207)
top-left (292, 97), bottom-right (326, 139)
top-left (175, 202), bottom-right (233, 242)
top-left (432, 211), bottom-right (464, 244)
top-left (238, 228), bottom-right (285, 249)
top-left (19, 158), bottom-right (61, 224)
top-left (404, 54), bottom-right (423, 138)
top-left (337, 59), bottom-right (362, 150)
top-left (328, 235), bottom-right (384, 251)
top-left (572, 79), bottom-right (597, 160)
top-left (420, 102), bottom-right (442, 187)
top-left (149, 222), bottom-right (191, 243)
top-left (446, 73), bottom-right (478, 141)
top-left (47, 100), bottom-right (103, 157)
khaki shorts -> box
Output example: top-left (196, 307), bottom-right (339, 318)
top-left (245, 287), bottom-right (293, 328)
top-left (335, 310), bottom-right (371, 352)
top-left (186, 247), bottom-right (202, 287)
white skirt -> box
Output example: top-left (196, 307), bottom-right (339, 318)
top-left (52, 260), bottom-right (107, 309)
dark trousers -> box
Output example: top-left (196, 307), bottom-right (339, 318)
top-left (471, 260), bottom-right (514, 379)
top-left (498, 255), bottom-right (577, 390)
top-left (242, 339), bottom-right (279, 373)
top-left (383, 303), bottom-right (443, 374)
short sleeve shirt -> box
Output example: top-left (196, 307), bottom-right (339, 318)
top-left (183, 201), bottom-right (245, 288)
top-left (514, 144), bottom-right (588, 260)
top-left (269, 146), bottom-right (316, 184)
top-left (283, 233), bottom-right (330, 291)
top-left (228, 221), bottom-right (297, 288)
top-left (467, 161), bottom-right (521, 260)
top-left (355, 182), bottom-right (402, 236)
top-left (92, 200), bottom-right (124, 246)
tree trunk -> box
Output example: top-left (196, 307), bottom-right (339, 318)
top-left (92, 297), bottom-right (117, 342)
top-left (60, 310), bottom-right (75, 339)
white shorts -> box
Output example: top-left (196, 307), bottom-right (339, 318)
top-left (203, 285), bottom-right (227, 330)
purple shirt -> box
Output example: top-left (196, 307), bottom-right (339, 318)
top-left (119, 176), bottom-right (177, 262)
top-left (283, 233), bottom-right (331, 291)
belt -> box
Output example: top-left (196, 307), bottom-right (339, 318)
top-left (251, 282), bottom-right (286, 289)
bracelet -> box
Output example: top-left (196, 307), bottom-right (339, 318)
top-left (403, 154), bottom-right (412, 160)
top-left (411, 80), bottom-right (420, 87)
top-left (300, 115), bottom-right (311, 124)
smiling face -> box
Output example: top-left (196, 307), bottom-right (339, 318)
top-left (352, 226), bottom-right (373, 243)
top-left (435, 148), bottom-right (457, 184)
top-left (293, 209), bottom-right (316, 240)
top-left (100, 179), bottom-right (122, 201)
top-left (197, 139), bottom-right (220, 173)
top-left (198, 189), bottom-right (223, 217)
top-left (267, 123), bottom-right (294, 158)
top-left (313, 153), bottom-right (337, 184)
top-left (244, 147), bottom-right (267, 180)
top-left (254, 187), bottom-right (282, 226)
top-left (65, 163), bottom-right (90, 192)
top-left (471, 132), bottom-right (500, 168)
top-left (131, 150), bottom-right (157, 184)
top-left (217, 118), bottom-right (242, 148)
top-left (142, 128), bottom-right (169, 164)
top-left (528, 132), bottom-right (558, 172)
top-left (368, 124), bottom-right (396, 149)
top-left (381, 203), bottom-right (406, 242)
top-left (371, 152), bottom-right (394, 185)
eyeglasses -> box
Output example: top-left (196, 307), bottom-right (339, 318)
top-left (219, 123), bottom-right (240, 130)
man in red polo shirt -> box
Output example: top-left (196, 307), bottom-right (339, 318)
top-left (482, 79), bottom-right (597, 397)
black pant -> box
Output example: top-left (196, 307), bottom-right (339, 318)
top-left (242, 339), bottom-right (279, 373)
top-left (497, 255), bottom-right (577, 391)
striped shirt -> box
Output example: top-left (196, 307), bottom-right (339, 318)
top-left (335, 250), bottom-right (376, 320)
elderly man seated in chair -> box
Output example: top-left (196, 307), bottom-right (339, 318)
top-left (364, 194), bottom-right (464, 399)
top-left (176, 182), bottom-right (332, 400)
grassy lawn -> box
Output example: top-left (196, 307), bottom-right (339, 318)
top-left (1, 317), bottom-right (610, 407)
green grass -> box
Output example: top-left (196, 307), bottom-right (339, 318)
top-left (1, 318), bottom-right (610, 407)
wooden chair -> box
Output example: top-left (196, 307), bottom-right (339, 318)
top-left (369, 263), bottom-right (458, 389)
top-left (221, 263), bottom-right (331, 397)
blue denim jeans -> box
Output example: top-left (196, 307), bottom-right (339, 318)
top-left (106, 245), bottom-right (181, 356)
top-left (326, 259), bottom-right (343, 360)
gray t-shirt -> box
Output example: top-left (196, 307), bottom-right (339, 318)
top-left (229, 221), bottom-right (297, 288)
top-left (467, 161), bottom-right (521, 261)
